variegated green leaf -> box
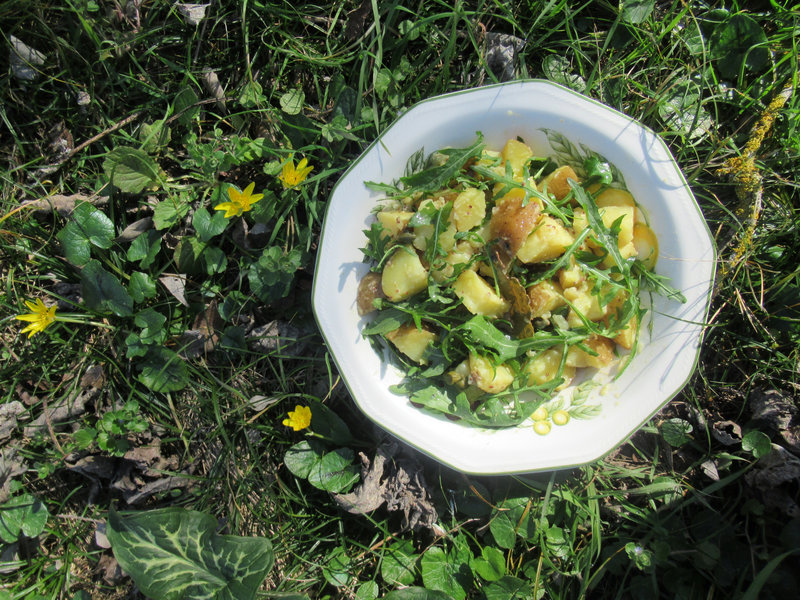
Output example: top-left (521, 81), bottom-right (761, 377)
top-left (107, 506), bottom-right (274, 600)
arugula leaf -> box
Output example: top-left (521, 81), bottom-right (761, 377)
top-left (366, 134), bottom-right (485, 197)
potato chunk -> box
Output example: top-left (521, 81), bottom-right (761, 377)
top-left (501, 139), bottom-right (533, 178)
top-left (469, 353), bottom-right (514, 394)
top-left (573, 206), bottom-right (636, 260)
top-left (541, 165), bottom-right (579, 200)
top-left (357, 272), bottom-right (384, 316)
top-left (525, 346), bottom-right (576, 388)
top-left (381, 246), bottom-right (428, 302)
top-left (527, 279), bottom-right (566, 318)
top-left (453, 188), bottom-right (486, 232)
top-left (386, 324), bottom-right (437, 364)
top-left (516, 215), bottom-right (575, 263)
top-left (453, 270), bottom-right (509, 317)
top-left (377, 210), bottom-right (414, 238)
top-left (565, 335), bottom-right (615, 369)
top-left (632, 222), bottom-right (658, 270)
top-left (489, 188), bottom-right (541, 258)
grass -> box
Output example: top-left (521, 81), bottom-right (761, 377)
top-left (1, 0), bottom-right (799, 598)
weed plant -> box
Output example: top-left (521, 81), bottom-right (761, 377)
top-left (1, 1), bottom-right (799, 599)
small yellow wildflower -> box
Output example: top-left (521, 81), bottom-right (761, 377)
top-left (15, 298), bottom-right (57, 338)
top-left (278, 156), bottom-right (313, 189)
top-left (214, 182), bottom-right (264, 218)
top-left (282, 405), bottom-right (312, 431)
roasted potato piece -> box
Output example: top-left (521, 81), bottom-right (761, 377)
top-left (501, 139), bottom-right (533, 178)
top-left (357, 272), bottom-right (384, 316)
top-left (489, 188), bottom-right (541, 258)
top-left (528, 279), bottom-right (566, 318)
top-left (565, 335), bottom-right (615, 369)
top-left (541, 165), bottom-right (579, 200)
top-left (633, 222), bottom-right (658, 270)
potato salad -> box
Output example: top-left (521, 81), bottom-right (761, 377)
top-left (358, 134), bottom-right (680, 428)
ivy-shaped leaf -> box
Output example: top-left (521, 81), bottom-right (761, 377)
top-left (103, 147), bottom-right (161, 193)
top-left (619, 0), bottom-right (655, 24)
top-left (483, 576), bottom-right (532, 600)
top-left (81, 260), bottom-right (134, 317)
top-left (382, 589), bottom-right (455, 600)
top-left (489, 496), bottom-right (537, 549)
top-left (153, 198), bottom-right (190, 230)
top-left (134, 308), bottom-right (167, 345)
top-left (709, 14), bottom-right (769, 80)
top-left (472, 546), bottom-right (505, 582)
top-left (107, 506), bottom-right (274, 600)
top-left (280, 89), bottom-right (305, 115)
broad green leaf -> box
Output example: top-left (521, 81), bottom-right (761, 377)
top-left (420, 547), bottom-right (471, 600)
top-left (175, 237), bottom-right (207, 274)
top-left (218, 291), bottom-right (250, 322)
top-left (542, 55), bottom-right (586, 93)
top-left (657, 81), bottom-right (712, 140)
top-left (381, 540), bottom-right (418, 586)
top-left (284, 440), bottom-right (359, 493)
top-left (203, 245), bottom-right (228, 275)
top-left (309, 402), bottom-right (352, 445)
top-left (355, 581), bottom-right (379, 600)
top-left (484, 575), bottom-right (532, 600)
top-left (103, 147), bottom-right (161, 193)
top-left (0, 494), bottom-right (49, 543)
top-left (382, 589), bottom-right (455, 600)
top-left (619, 0), bottom-right (654, 24)
top-left (489, 496), bottom-right (537, 549)
top-left (73, 202), bottom-right (115, 248)
top-left (660, 418), bottom-right (693, 447)
top-left (322, 547), bottom-right (352, 588)
top-left (239, 80), bottom-right (265, 108)
top-left (139, 119), bottom-right (172, 152)
top-left (742, 430), bottom-right (771, 459)
top-left (248, 246), bottom-right (304, 304)
top-left (107, 506), bottom-right (274, 600)
top-left (709, 14), bottom-right (769, 80)
top-left (134, 308), bottom-right (167, 345)
top-left (472, 546), bottom-right (505, 582)
top-left (284, 439), bottom-right (325, 479)
top-left (280, 89), bottom-right (305, 115)
top-left (125, 333), bottom-right (149, 358)
top-left (57, 222), bottom-right (92, 266)
top-left (127, 229), bottom-right (162, 268)
top-left (81, 260), bottom-right (133, 317)
top-left (137, 346), bottom-right (189, 392)
top-left (173, 86), bottom-right (200, 126)
top-left (128, 271), bottom-right (157, 303)
top-left (307, 447), bottom-right (359, 493)
top-left (57, 203), bottom-right (115, 265)
top-left (153, 198), bottom-right (190, 230)
top-left (192, 206), bottom-right (228, 243)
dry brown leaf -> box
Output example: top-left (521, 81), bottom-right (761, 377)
top-left (159, 274), bottom-right (189, 306)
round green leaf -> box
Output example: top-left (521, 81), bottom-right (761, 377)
top-left (660, 418), bottom-right (694, 447)
top-left (81, 260), bottom-right (134, 317)
top-left (742, 430), bottom-right (772, 459)
top-left (0, 494), bottom-right (49, 543)
top-left (381, 540), bottom-right (418, 586)
top-left (280, 89), bottom-right (305, 115)
top-left (709, 14), bottom-right (769, 79)
top-left (382, 589), bottom-right (455, 600)
top-left (137, 346), bottom-right (188, 392)
top-left (420, 547), bottom-right (471, 600)
top-left (484, 575), bottom-right (532, 600)
top-left (472, 546), bottom-right (505, 582)
top-left (620, 0), bottom-right (655, 24)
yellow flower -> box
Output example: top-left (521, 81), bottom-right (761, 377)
top-left (214, 182), bottom-right (264, 218)
top-left (282, 405), bottom-right (312, 431)
top-left (15, 298), bottom-right (57, 338)
top-left (278, 156), bottom-right (314, 189)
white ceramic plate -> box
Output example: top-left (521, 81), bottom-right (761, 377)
top-left (312, 80), bottom-right (715, 474)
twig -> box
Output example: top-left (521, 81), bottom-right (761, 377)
top-left (63, 111), bottom-right (144, 164)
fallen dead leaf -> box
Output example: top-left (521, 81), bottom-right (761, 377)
top-left (176, 2), bottom-right (210, 26)
top-left (0, 402), bottom-right (26, 441)
top-left (750, 388), bottom-right (800, 455)
top-left (21, 193), bottom-right (103, 217)
top-left (114, 217), bottom-right (153, 243)
top-left (745, 444), bottom-right (800, 517)
top-left (9, 35), bottom-right (46, 82)
top-left (159, 274), bottom-right (189, 306)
